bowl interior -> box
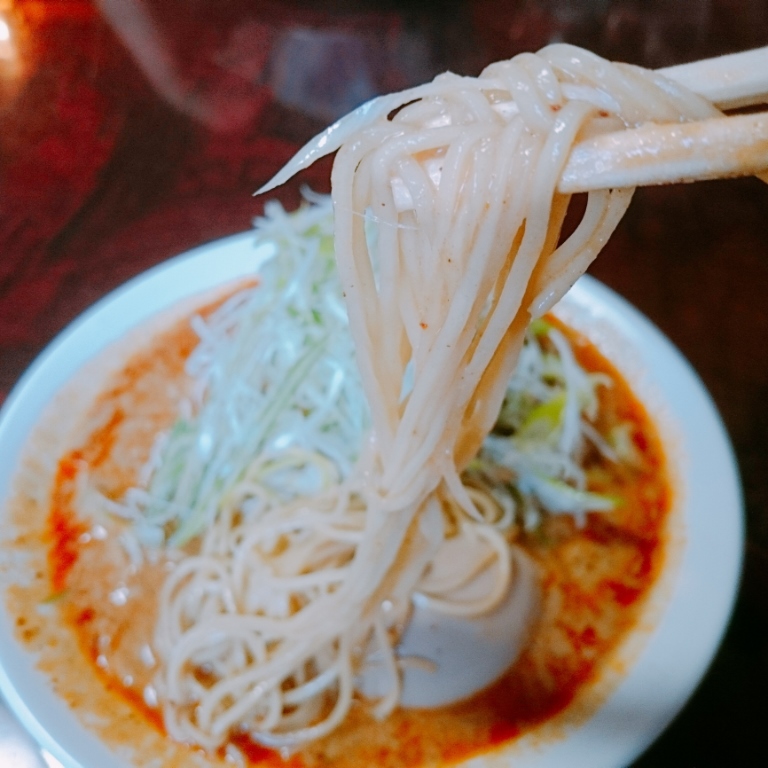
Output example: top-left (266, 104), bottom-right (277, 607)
top-left (0, 234), bottom-right (743, 768)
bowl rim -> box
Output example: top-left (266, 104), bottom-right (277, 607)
top-left (0, 232), bottom-right (744, 768)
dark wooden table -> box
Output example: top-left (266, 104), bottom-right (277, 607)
top-left (1, 1), bottom-right (766, 765)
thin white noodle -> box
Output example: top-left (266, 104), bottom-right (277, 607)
top-left (149, 44), bottom-right (718, 749)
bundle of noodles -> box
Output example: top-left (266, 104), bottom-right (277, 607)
top-left (149, 44), bottom-right (719, 749)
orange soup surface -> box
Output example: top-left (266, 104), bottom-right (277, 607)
top-left (38, 309), bottom-right (671, 768)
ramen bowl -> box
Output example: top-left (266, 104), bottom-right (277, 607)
top-left (0, 233), bottom-right (743, 768)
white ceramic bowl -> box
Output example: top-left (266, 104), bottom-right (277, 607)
top-left (0, 233), bottom-right (743, 768)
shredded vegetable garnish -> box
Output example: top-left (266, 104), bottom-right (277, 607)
top-left (112, 195), bottom-right (365, 547)
top-left (473, 319), bottom-right (619, 529)
top-left (108, 196), bottom-right (618, 546)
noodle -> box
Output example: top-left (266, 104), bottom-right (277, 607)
top-left (133, 45), bottom-right (719, 749)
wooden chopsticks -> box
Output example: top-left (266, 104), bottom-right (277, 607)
top-left (560, 111), bottom-right (768, 193)
top-left (559, 46), bottom-right (768, 193)
top-left (659, 45), bottom-right (768, 110)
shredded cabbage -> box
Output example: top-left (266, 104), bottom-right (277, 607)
top-left (116, 195), bottom-right (364, 546)
top-left (476, 318), bottom-right (620, 528)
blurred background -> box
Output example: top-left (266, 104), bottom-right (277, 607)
top-left (0, 1), bottom-right (766, 765)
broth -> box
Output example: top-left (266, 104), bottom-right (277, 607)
top-left (11, 303), bottom-right (671, 768)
